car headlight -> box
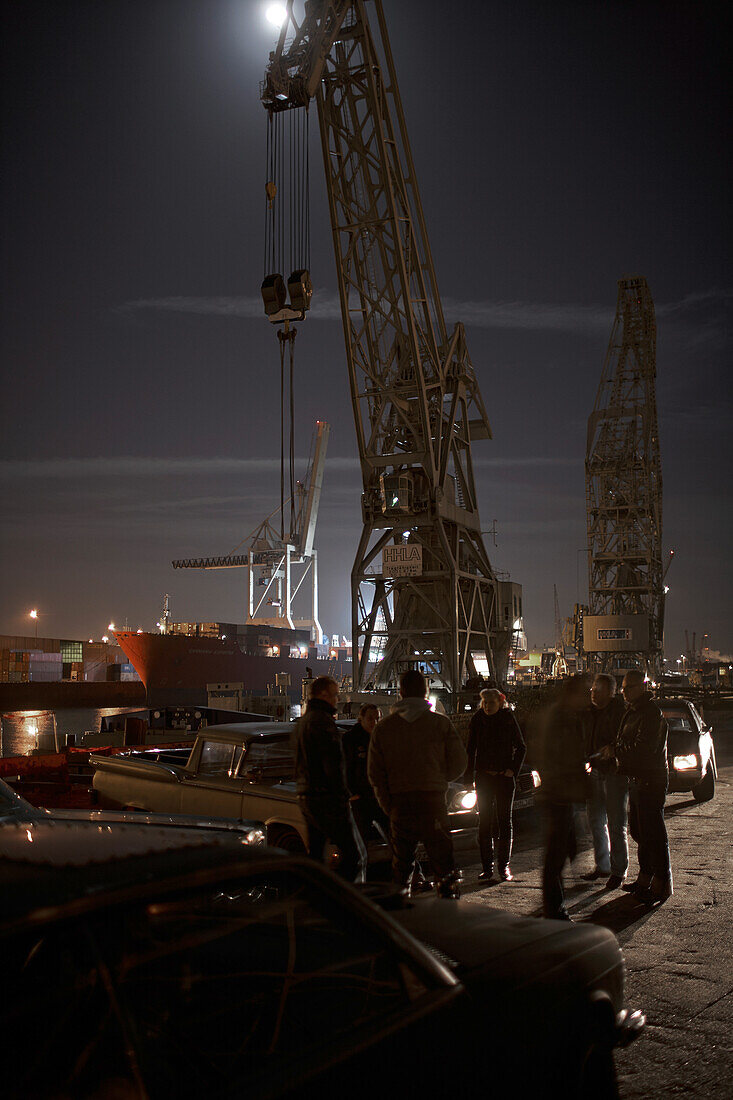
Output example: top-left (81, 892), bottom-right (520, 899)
top-left (531, 770), bottom-right (541, 788)
top-left (673, 754), bottom-right (698, 771)
top-left (241, 827), bottom-right (267, 845)
top-left (458, 790), bottom-right (477, 810)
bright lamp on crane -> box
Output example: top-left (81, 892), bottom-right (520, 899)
top-left (265, 4), bottom-right (287, 28)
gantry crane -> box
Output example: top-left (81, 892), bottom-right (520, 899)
top-left (173, 420), bottom-right (329, 639)
top-left (260, 0), bottom-right (515, 700)
top-left (584, 276), bottom-right (665, 678)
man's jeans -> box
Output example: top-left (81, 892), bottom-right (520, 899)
top-left (586, 769), bottom-right (629, 878)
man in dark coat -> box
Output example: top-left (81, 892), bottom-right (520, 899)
top-left (465, 688), bottom-right (526, 881)
top-left (614, 669), bottom-right (672, 902)
top-left (368, 670), bottom-right (467, 896)
top-left (342, 702), bottom-right (389, 845)
top-left (293, 676), bottom-right (366, 882)
top-left (583, 673), bottom-right (629, 889)
top-left (537, 675), bottom-right (592, 920)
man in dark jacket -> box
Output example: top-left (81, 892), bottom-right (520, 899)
top-left (614, 669), bottom-right (672, 902)
top-left (583, 674), bottom-right (629, 889)
top-left (368, 670), bottom-right (467, 896)
top-left (342, 702), bottom-right (388, 845)
top-left (465, 688), bottom-right (526, 881)
top-left (294, 676), bottom-right (366, 882)
top-left (537, 675), bottom-right (592, 920)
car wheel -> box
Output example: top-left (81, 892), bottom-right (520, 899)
top-left (268, 825), bottom-right (307, 853)
top-left (693, 764), bottom-right (715, 803)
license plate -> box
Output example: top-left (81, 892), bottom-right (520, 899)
top-left (514, 796), bottom-right (534, 810)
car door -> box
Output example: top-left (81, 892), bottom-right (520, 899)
top-left (178, 739), bottom-right (248, 819)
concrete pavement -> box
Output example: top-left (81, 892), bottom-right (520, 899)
top-left (454, 722), bottom-right (733, 1097)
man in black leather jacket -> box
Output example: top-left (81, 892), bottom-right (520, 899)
top-left (342, 702), bottom-right (389, 845)
top-left (465, 689), bottom-right (526, 881)
top-left (614, 669), bottom-right (672, 903)
top-left (294, 676), bottom-right (366, 881)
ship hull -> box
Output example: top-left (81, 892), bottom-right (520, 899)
top-left (115, 632), bottom-right (348, 707)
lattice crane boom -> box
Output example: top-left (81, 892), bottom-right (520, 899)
top-left (584, 276), bottom-right (664, 677)
top-left (262, 0), bottom-right (512, 698)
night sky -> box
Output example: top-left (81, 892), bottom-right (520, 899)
top-left (2, 0), bottom-right (731, 659)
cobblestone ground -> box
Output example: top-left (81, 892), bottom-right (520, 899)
top-left (453, 714), bottom-right (733, 1098)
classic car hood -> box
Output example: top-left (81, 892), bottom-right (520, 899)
top-left (394, 898), bottom-right (622, 1004)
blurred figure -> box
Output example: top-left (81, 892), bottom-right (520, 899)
top-left (538, 675), bottom-right (592, 920)
top-left (342, 702), bottom-right (388, 846)
top-left (465, 688), bottom-right (526, 881)
top-left (584, 673), bottom-right (629, 889)
top-left (294, 676), bottom-right (366, 882)
top-left (615, 670), bottom-right (672, 903)
top-left (368, 670), bottom-right (467, 897)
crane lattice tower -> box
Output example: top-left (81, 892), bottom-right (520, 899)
top-left (262, 0), bottom-right (514, 699)
top-left (585, 276), bottom-right (664, 677)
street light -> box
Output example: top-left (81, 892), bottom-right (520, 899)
top-left (29, 609), bottom-right (38, 640)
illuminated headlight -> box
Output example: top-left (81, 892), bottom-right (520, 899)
top-left (531, 770), bottom-right (541, 788)
top-left (451, 790), bottom-right (477, 811)
top-left (673, 754), bottom-right (698, 771)
top-left (241, 828), bottom-right (267, 846)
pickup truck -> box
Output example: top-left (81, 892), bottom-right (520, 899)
top-left (91, 721), bottom-right (482, 854)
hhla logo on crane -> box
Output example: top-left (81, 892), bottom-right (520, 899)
top-left (383, 545), bottom-right (423, 578)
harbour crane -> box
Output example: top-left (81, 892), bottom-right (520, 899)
top-left (260, 0), bottom-right (516, 701)
top-left (172, 419), bottom-right (329, 640)
top-left (584, 276), bottom-right (665, 679)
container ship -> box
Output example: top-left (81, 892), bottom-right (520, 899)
top-left (114, 621), bottom-right (350, 708)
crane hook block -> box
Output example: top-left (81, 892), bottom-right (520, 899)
top-left (261, 273), bottom-right (287, 316)
top-left (287, 269), bottom-right (313, 314)
top-left (265, 180), bottom-right (277, 208)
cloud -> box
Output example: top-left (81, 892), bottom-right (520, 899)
top-left (118, 287), bottom-right (732, 335)
top-left (0, 453), bottom-right (576, 482)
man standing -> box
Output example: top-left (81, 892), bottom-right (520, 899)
top-left (538, 675), bottom-right (592, 921)
top-left (293, 676), bottom-right (366, 882)
top-left (614, 669), bottom-right (672, 902)
top-left (583, 674), bottom-right (628, 889)
top-left (465, 688), bottom-right (526, 881)
top-left (342, 702), bottom-right (388, 846)
top-left (368, 670), bottom-right (467, 896)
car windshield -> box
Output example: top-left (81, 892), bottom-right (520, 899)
top-left (663, 714), bottom-right (693, 732)
top-left (2, 868), bottom-right (435, 1099)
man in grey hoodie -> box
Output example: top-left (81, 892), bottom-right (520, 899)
top-left (368, 669), bottom-right (467, 893)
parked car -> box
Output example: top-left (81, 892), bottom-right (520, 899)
top-left (0, 775), bottom-right (267, 845)
top-left (91, 722), bottom-right (482, 854)
top-left (0, 821), bottom-right (643, 1099)
top-left (660, 698), bottom-right (717, 801)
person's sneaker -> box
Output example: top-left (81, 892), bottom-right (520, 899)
top-left (498, 866), bottom-right (514, 881)
top-left (581, 869), bottom-right (607, 881)
top-left (478, 868), bottom-right (494, 881)
top-left (605, 875), bottom-right (625, 890)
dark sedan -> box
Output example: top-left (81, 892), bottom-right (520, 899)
top-left (1, 822), bottom-right (642, 1100)
top-left (661, 697), bottom-right (717, 801)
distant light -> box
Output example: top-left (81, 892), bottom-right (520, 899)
top-left (102, 635), bottom-right (109, 643)
top-left (88, 638), bottom-right (93, 643)
top-left (136, 629), bottom-right (143, 634)
top-left (664, 585), bottom-right (670, 594)
top-left (29, 609), bottom-right (38, 620)
top-left (265, 3), bottom-right (287, 28)
top-left (108, 623), bottom-right (115, 632)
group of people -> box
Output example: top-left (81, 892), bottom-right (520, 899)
top-left (292, 666), bottom-right (673, 921)
top-left (538, 669), bottom-right (672, 920)
top-left (293, 669), bottom-right (466, 894)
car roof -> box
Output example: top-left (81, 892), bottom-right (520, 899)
top-left (200, 722), bottom-right (294, 742)
top-left (660, 698), bottom-right (696, 712)
top-left (0, 819), bottom-right (273, 930)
